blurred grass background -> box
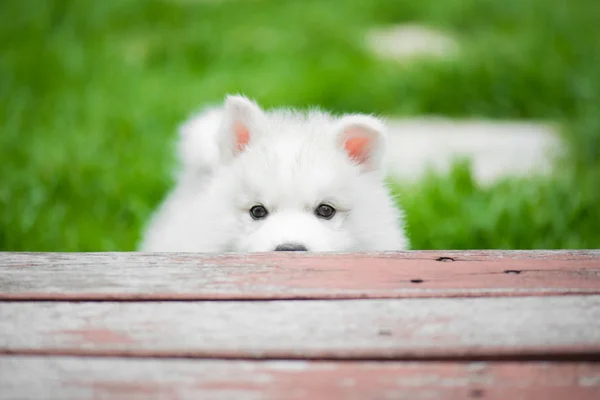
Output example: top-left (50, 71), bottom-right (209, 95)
top-left (1, 0), bottom-right (599, 251)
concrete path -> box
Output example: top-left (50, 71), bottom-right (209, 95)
top-left (384, 118), bottom-right (560, 185)
top-left (366, 24), bottom-right (459, 61)
top-left (366, 24), bottom-right (560, 184)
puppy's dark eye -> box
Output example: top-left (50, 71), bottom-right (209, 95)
top-left (249, 205), bottom-right (268, 220)
top-left (315, 204), bottom-right (336, 220)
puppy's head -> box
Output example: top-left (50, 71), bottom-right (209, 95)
top-left (210, 95), bottom-right (403, 252)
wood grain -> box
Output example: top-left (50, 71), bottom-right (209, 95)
top-left (1, 357), bottom-right (599, 400)
top-left (2, 296), bottom-right (600, 360)
top-left (1, 251), bottom-right (599, 300)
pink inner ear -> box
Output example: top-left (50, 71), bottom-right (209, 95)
top-left (234, 121), bottom-right (250, 151)
top-left (344, 135), bottom-right (371, 164)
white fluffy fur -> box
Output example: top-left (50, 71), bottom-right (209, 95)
top-left (140, 95), bottom-right (409, 252)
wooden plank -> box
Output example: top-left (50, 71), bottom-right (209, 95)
top-left (2, 296), bottom-right (600, 360)
top-left (1, 251), bottom-right (599, 300)
top-left (1, 357), bottom-right (599, 400)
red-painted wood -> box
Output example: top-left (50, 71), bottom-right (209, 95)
top-left (1, 357), bottom-right (599, 400)
top-left (1, 251), bottom-right (599, 300)
top-left (2, 250), bottom-right (599, 399)
top-left (2, 296), bottom-right (600, 360)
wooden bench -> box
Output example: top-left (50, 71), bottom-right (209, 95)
top-left (1, 251), bottom-right (600, 399)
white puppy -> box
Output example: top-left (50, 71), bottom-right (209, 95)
top-left (140, 95), bottom-right (408, 252)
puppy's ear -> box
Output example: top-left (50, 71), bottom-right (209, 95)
top-left (334, 115), bottom-right (386, 172)
top-left (218, 95), bottom-right (266, 161)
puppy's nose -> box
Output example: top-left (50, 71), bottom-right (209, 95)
top-left (274, 243), bottom-right (308, 252)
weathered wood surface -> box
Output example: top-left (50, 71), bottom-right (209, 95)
top-left (1, 357), bottom-right (599, 400)
top-left (2, 251), bottom-right (600, 398)
top-left (2, 296), bottom-right (600, 360)
top-left (1, 251), bottom-right (599, 300)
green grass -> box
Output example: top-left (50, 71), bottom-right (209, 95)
top-left (1, 0), bottom-right (599, 251)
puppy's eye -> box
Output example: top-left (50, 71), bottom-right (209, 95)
top-left (315, 204), bottom-right (336, 220)
top-left (249, 205), bottom-right (268, 220)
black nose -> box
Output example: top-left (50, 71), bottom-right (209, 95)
top-left (274, 243), bottom-right (308, 252)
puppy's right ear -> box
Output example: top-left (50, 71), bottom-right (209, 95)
top-left (218, 95), bottom-right (266, 161)
top-left (334, 115), bottom-right (387, 172)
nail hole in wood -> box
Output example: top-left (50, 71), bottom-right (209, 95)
top-left (378, 329), bottom-right (392, 336)
top-left (436, 257), bottom-right (454, 262)
top-left (504, 270), bottom-right (522, 274)
top-left (470, 389), bottom-right (484, 398)
top-left (410, 279), bottom-right (424, 284)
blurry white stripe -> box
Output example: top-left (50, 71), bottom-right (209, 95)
top-left (384, 118), bottom-right (561, 185)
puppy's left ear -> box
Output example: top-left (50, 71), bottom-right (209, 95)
top-left (334, 115), bottom-right (386, 172)
top-left (218, 95), bottom-right (267, 162)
